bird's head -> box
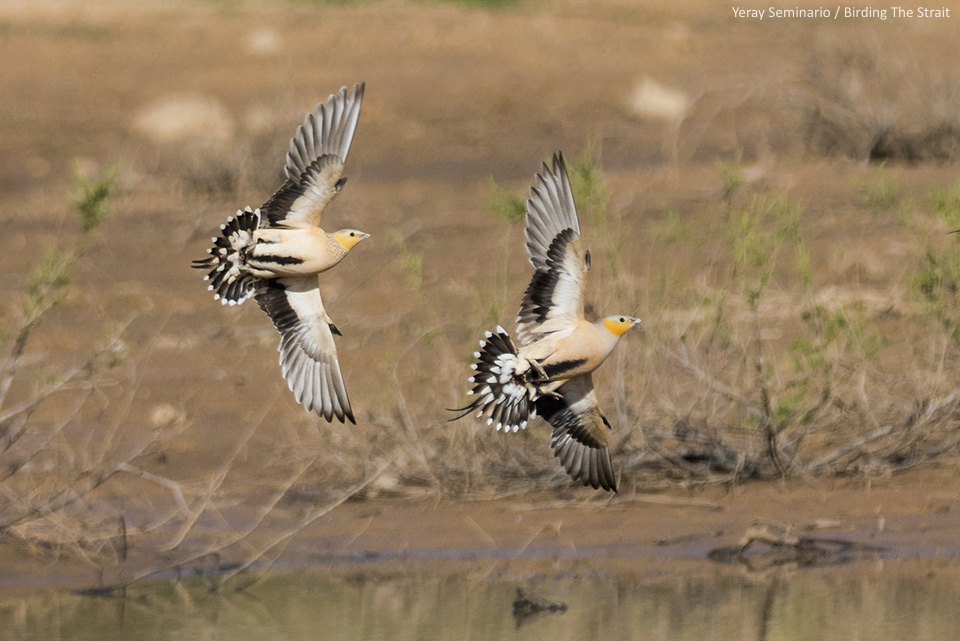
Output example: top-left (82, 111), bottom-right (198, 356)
top-left (602, 315), bottom-right (642, 338)
top-left (333, 229), bottom-right (370, 251)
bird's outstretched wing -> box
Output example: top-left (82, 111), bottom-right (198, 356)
top-left (255, 276), bottom-right (355, 423)
top-left (517, 152), bottom-right (588, 345)
top-left (536, 374), bottom-right (617, 492)
top-left (261, 82), bottom-right (365, 230)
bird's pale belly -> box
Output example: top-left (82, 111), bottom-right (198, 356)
top-left (524, 324), bottom-right (618, 382)
top-left (244, 229), bottom-right (344, 278)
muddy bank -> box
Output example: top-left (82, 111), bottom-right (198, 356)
top-left (1, 465), bottom-right (957, 595)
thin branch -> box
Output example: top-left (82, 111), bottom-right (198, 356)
top-left (666, 348), bottom-right (764, 419)
top-left (159, 401), bottom-right (276, 550)
top-left (891, 434), bottom-right (960, 473)
top-left (0, 323), bottom-right (34, 413)
top-left (0, 391), bottom-right (92, 488)
top-left (104, 457), bottom-right (320, 591)
top-left (221, 459), bottom-right (393, 590)
top-left (807, 425), bottom-right (897, 472)
top-left (0, 330), bottom-right (124, 429)
top-left (115, 463), bottom-right (191, 515)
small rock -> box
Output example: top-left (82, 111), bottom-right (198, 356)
top-left (810, 518), bottom-right (842, 530)
top-left (150, 403), bottom-right (185, 427)
top-left (627, 77), bottom-right (689, 122)
top-left (247, 28), bottom-right (282, 56)
top-left (371, 473), bottom-right (400, 492)
top-left (130, 95), bottom-right (235, 146)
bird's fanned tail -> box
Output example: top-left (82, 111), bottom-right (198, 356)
top-left (448, 326), bottom-right (541, 432)
top-left (192, 207), bottom-right (261, 305)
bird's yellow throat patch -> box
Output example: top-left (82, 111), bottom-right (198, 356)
top-left (333, 231), bottom-right (368, 251)
top-left (604, 318), bottom-right (636, 337)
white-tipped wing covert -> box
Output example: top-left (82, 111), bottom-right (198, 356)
top-left (255, 276), bottom-right (355, 423)
top-left (516, 153), bottom-right (588, 345)
top-left (262, 83), bottom-right (365, 230)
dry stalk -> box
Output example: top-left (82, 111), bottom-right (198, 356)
top-left (666, 347), bottom-right (764, 420)
top-left (214, 458), bottom-right (394, 589)
top-left (158, 402), bottom-right (273, 551)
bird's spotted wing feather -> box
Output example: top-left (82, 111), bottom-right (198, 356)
top-left (536, 375), bottom-right (617, 492)
top-left (261, 82), bottom-right (364, 230)
top-left (516, 229), bottom-right (588, 344)
top-left (517, 153), bottom-right (588, 344)
top-left (255, 276), bottom-right (355, 423)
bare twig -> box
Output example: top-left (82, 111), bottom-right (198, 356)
top-left (807, 425), bottom-right (897, 472)
top-left (217, 459), bottom-right (394, 589)
top-left (159, 401), bottom-right (276, 550)
top-left (666, 347), bottom-right (764, 420)
top-left (115, 463), bottom-right (191, 515)
top-left (891, 433), bottom-right (960, 472)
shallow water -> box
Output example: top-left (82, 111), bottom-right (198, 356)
top-left (3, 561), bottom-right (959, 641)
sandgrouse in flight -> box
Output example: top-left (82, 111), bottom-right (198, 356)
top-left (193, 83), bottom-right (369, 423)
top-left (451, 153), bottom-right (640, 492)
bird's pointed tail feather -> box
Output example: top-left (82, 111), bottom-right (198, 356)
top-left (448, 326), bottom-right (539, 432)
top-left (192, 207), bottom-right (261, 305)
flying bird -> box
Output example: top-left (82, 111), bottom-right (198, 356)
top-left (450, 153), bottom-right (641, 492)
top-left (193, 83), bottom-right (369, 423)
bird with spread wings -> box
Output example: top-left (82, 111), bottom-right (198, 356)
top-left (451, 153), bottom-right (640, 492)
top-left (193, 83), bottom-right (369, 424)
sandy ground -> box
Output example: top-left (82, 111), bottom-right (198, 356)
top-left (1, 0), bottom-right (960, 591)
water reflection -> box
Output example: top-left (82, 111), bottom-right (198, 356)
top-left (2, 562), bottom-right (959, 641)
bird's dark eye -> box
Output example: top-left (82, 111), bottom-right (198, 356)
top-left (620, 317), bottom-right (625, 322)
top-left (349, 232), bottom-right (355, 237)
